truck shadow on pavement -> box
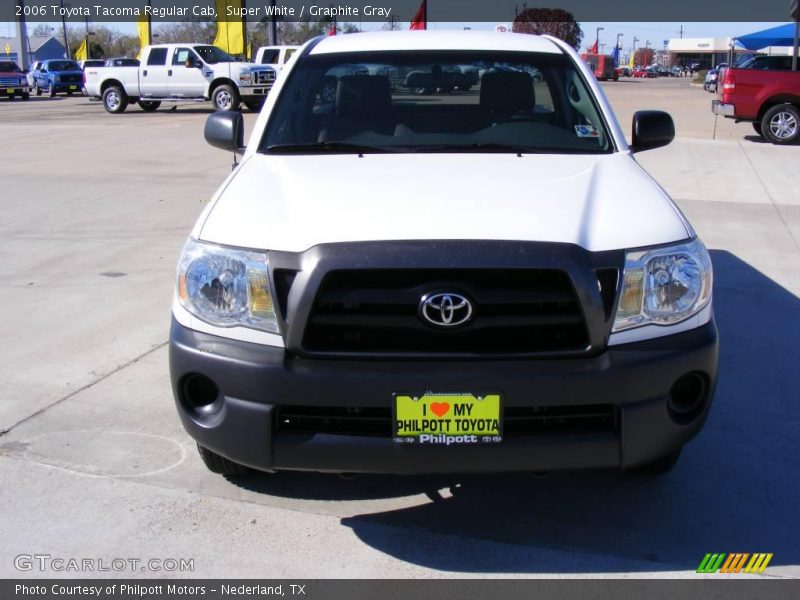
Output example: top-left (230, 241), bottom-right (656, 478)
top-left (237, 251), bottom-right (799, 573)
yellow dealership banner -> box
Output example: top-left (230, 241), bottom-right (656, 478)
top-left (137, 12), bottom-right (151, 60)
top-left (213, 0), bottom-right (245, 57)
top-left (74, 39), bottom-right (87, 62)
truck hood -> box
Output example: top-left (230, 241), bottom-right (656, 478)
top-left (198, 152), bottom-right (690, 253)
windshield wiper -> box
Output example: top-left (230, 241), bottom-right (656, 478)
top-left (406, 143), bottom-right (538, 154)
top-left (411, 143), bottom-right (602, 155)
top-left (266, 142), bottom-right (398, 154)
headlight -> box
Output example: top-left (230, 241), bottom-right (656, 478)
top-left (238, 70), bottom-right (252, 84)
top-left (176, 239), bottom-right (278, 333)
top-left (612, 238), bottom-right (712, 332)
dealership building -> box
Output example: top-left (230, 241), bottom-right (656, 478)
top-left (667, 38), bottom-right (753, 69)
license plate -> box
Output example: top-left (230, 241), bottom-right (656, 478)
top-left (393, 392), bottom-right (502, 445)
top-left (5, 89), bottom-right (12, 94)
top-left (69, 85), bottom-right (77, 90)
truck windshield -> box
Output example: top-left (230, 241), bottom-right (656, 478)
top-left (194, 46), bottom-right (235, 64)
top-left (261, 50), bottom-right (613, 155)
top-left (48, 61), bottom-right (80, 71)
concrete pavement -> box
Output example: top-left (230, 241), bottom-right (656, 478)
top-left (0, 80), bottom-right (798, 578)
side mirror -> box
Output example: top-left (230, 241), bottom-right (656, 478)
top-left (631, 110), bottom-right (675, 153)
top-left (204, 111), bottom-right (245, 153)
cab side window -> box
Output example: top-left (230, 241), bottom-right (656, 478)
top-left (147, 48), bottom-right (169, 66)
top-left (172, 48), bottom-right (198, 66)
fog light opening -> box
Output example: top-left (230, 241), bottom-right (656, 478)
top-left (667, 372), bottom-right (708, 424)
top-left (181, 373), bottom-right (221, 416)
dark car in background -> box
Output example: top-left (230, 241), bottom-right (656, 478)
top-left (31, 59), bottom-right (84, 98)
top-left (0, 61), bottom-right (30, 100)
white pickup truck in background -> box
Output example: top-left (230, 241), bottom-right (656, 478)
top-left (84, 44), bottom-right (276, 113)
top-left (252, 45), bottom-right (300, 75)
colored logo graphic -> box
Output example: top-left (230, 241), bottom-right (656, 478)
top-left (696, 553), bottom-right (773, 574)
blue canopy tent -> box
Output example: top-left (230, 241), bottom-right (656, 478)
top-left (736, 23), bottom-right (798, 50)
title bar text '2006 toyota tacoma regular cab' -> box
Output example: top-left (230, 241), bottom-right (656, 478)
top-left (170, 31), bottom-right (718, 477)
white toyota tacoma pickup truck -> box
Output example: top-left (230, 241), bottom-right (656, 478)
top-left (170, 31), bottom-right (718, 478)
top-left (84, 44), bottom-right (276, 113)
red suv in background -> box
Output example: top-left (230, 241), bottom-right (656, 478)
top-left (712, 55), bottom-right (800, 144)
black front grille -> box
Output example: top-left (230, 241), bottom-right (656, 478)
top-left (254, 70), bottom-right (276, 85)
top-left (60, 75), bottom-right (82, 84)
top-left (302, 269), bottom-right (589, 354)
top-left (503, 404), bottom-right (618, 436)
top-left (276, 404), bottom-right (617, 437)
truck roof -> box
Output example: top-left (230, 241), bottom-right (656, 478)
top-left (309, 31), bottom-right (563, 55)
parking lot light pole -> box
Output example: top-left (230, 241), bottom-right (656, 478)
top-left (596, 27), bottom-right (604, 52)
top-left (59, 0), bottom-right (70, 60)
top-left (632, 36), bottom-right (639, 65)
top-left (616, 33), bottom-right (623, 65)
top-left (791, 0), bottom-right (799, 71)
top-left (645, 40), bottom-right (651, 66)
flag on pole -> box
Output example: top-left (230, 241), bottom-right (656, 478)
top-left (328, 20), bottom-right (337, 36)
top-left (611, 45), bottom-right (619, 66)
top-left (136, 11), bottom-right (150, 60)
top-left (628, 52), bottom-right (635, 68)
top-left (213, 0), bottom-right (245, 56)
top-left (75, 39), bottom-right (87, 61)
top-left (410, 0), bottom-right (427, 30)
top-left (589, 40), bottom-right (598, 54)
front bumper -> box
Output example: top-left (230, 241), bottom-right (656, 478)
top-left (712, 100), bottom-right (735, 117)
top-left (170, 317), bottom-right (719, 474)
top-left (240, 84), bottom-right (274, 97)
top-left (1, 85), bottom-right (28, 95)
top-left (52, 82), bottom-right (82, 92)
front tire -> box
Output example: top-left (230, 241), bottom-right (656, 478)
top-left (48, 84), bottom-right (56, 98)
top-left (761, 104), bottom-right (800, 145)
top-left (137, 100), bottom-right (161, 112)
top-left (752, 121), bottom-right (763, 137)
top-left (196, 444), bottom-right (252, 476)
top-left (212, 84), bottom-right (240, 111)
top-left (102, 85), bottom-right (129, 114)
top-left (627, 450), bottom-right (681, 475)
top-left (34, 84), bottom-right (41, 96)
top-left (243, 98), bottom-right (264, 112)
top-left (21, 92), bottom-right (29, 100)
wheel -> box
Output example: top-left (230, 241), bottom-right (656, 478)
top-left (66, 90), bottom-right (73, 96)
top-left (761, 104), bottom-right (800, 145)
top-left (196, 444), bottom-right (251, 476)
top-left (21, 92), bottom-right (29, 100)
top-left (752, 121), bottom-right (763, 137)
top-left (102, 85), bottom-right (129, 114)
top-left (211, 84), bottom-right (240, 111)
top-left (626, 450), bottom-right (681, 475)
top-left (243, 98), bottom-right (264, 112)
top-left (48, 84), bottom-right (55, 98)
top-left (34, 84), bottom-right (41, 96)
top-left (137, 100), bottom-right (161, 112)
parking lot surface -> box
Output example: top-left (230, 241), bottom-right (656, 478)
top-left (1, 76), bottom-right (798, 578)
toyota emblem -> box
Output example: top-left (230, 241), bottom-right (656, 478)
top-left (419, 292), bottom-right (473, 327)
